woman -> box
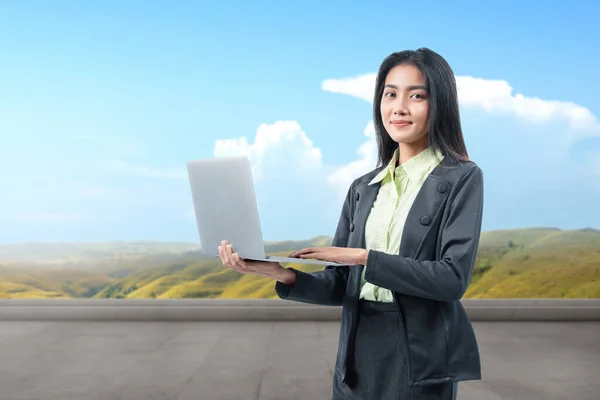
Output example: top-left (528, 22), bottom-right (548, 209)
top-left (218, 47), bottom-right (483, 400)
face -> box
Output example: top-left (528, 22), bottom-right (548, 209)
top-left (380, 63), bottom-right (429, 149)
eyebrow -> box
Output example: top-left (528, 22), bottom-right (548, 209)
top-left (384, 84), bottom-right (427, 91)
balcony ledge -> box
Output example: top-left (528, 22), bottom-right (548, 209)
top-left (1, 298), bottom-right (598, 321)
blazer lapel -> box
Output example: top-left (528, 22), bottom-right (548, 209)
top-left (398, 157), bottom-right (456, 258)
top-left (352, 181), bottom-right (381, 250)
top-left (397, 176), bottom-right (448, 257)
top-left (399, 157), bottom-right (457, 258)
top-left (348, 156), bottom-right (458, 262)
top-left (348, 180), bottom-right (381, 294)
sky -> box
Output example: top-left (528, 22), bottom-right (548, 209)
top-left (1, 0), bottom-right (599, 244)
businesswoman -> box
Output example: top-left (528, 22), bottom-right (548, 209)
top-left (218, 47), bottom-right (484, 400)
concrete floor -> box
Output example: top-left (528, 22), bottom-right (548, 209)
top-left (1, 320), bottom-right (598, 400)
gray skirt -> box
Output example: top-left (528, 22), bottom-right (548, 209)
top-left (332, 300), bottom-right (457, 400)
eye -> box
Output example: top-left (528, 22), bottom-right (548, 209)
top-left (411, 93), bottom-right (426, 100)
top-left (384, 91), bottom-right (396, 98)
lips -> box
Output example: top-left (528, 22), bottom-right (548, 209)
top-left (391, 120), bottom-right (411, 126)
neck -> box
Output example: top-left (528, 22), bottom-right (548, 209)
top-left (397, 139), bottom-right (428, 166)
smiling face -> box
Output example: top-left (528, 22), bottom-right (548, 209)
top-left (380, 63), bottom-right (430, 152)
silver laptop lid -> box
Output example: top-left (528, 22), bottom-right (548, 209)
top-left (186, 156), bottom-right (267, 260)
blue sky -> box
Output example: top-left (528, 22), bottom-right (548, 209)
top-left (1, 0), bottom-right (599, 243)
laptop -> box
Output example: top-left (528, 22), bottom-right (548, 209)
top-left (185, 155), bottom-right (349, 266)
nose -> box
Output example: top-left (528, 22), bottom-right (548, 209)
top-left (392, 97), bottom-right (408, 115)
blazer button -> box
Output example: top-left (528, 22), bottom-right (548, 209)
top-left (350, 222), bottom-right (355, 232)
top-left (420, 216), bottom-right (431, 226)
top-left (437, 183), bottom-right (448, 193)
top-left (355, 192), bottom-right (360, 201)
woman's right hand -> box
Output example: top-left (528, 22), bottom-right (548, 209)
top-left (217, 240), bottom-right (296, 284)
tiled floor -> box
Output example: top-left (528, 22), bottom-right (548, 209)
top-left (1, 320), bottom-right (598, 399)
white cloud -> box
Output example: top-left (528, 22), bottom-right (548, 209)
top-left (99, 122), bottom-right (326, 216)
top-left (100, 72), bottom-right (600, 215)
top-left (208, 118), bottom-right (376, 204)
top-left (322, 73), bottom-right (600, 136)
top-left (326, 121), bottom-right (377, 200)
top-left (213, 120), bottom-right (323, 181)
top-left (322, 74), bottom-right (375, 103)
top-left (457, 76), bottom-right (599, 133)
top-left (321, 71), bottom-right (600, 200)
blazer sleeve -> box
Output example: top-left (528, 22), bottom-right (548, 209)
top-left (274, 184), bottom-right (353, 306)
top-left (363, 165), bottom-right (484, 302)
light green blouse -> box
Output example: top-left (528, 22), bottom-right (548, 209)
top-left (360, 146), bottom-right (444, 302)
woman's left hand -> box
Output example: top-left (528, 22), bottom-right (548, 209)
top-left (288, 246), bottom-right (369, 266)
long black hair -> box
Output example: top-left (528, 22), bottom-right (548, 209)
top-left (372, 47), bottom-right (469, 168)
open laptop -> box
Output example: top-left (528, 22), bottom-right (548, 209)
top-left (185, 155), bottom-right (349, 266)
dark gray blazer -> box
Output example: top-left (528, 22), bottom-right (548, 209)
top-left (275, 155), bottom-right (484, 388)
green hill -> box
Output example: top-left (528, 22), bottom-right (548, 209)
top-left (0, 265), bottom-right (116, 298)
top-left (0, 241), bottom-right (201, 265)
top-left (0, 228), bottom-right (598, 299)
top-left (465, 227), bottom-right (600, 298)
top-left (92, 237), bottom-right (331, 299)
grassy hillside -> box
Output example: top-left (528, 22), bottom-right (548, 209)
top-left (0, 265), bottom-right (116, 298)
top-left (465, 227), bottom-right (600, 298)
top-left (0, 241), bottom-right (201, 265)
top-left (0, 228), bottom-right (598, 299)
top-left (92, 241), bottom-right (330, 299)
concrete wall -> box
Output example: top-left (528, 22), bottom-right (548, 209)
top-left (1, 298), bottom-right (598, 321)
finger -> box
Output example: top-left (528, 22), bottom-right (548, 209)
top-left (227, 254), bottom-right (245, 273)
top-left (290, 247), bottom-right (312, 257)
top-left (221, 241), bottom-right (234, 267)
top-left (229, 258), bottom-right (244, 273)
top-left (218, 245), bottom-right (227, 265)
top-left (225, 244), bottom-right (236, 260)
top-left (225, 243), bottom-right (250, 274)
top-left (227, 246), bottom-right (239, 268)
top-left (291, 248), bottom-right (305, 255)
top-left (298, 251), bottom-right (318, 258)
top-left (231, 253), bottom-right (247, 271)
top-left (233, 254), bottom-right (257, 275)
top-left (296, 248), bottom-right (317, 256)
top-left (300, 251), bottom-right (330, 261)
